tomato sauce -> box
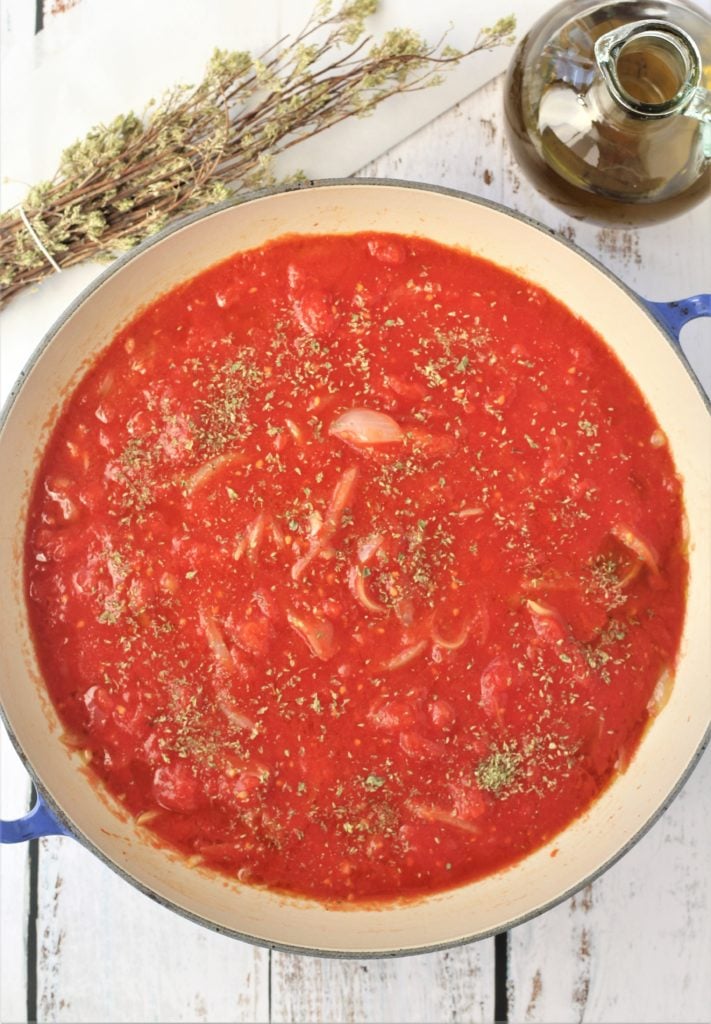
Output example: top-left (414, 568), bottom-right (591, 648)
top-left (25, 233), bottom-right (687, 901)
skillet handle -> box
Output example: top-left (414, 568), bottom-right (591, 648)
top-left (643, 293), bottom-right (711, 346)
top-left (0, 790), bottom-right (70, 843)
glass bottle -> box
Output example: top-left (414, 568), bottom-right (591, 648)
top-left (504, 0), bottom-right (711, 223)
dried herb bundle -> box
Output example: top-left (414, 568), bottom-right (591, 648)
top-left (0, 0), bottom-right (515, 309)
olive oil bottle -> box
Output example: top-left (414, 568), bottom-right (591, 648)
top-left (504, 1), bottom-right (711, 223)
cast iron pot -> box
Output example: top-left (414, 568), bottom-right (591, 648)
top-left (1, 180), bottom-right (709, 956)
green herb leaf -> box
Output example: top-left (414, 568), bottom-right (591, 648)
top-left (475, 745), bottom-right (522, 795)
top-left (363, 773), bottom-right (385, 791)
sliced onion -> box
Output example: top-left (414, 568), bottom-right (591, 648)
top-left (611, 523), bottom-right (660, 575)
top-left (287, 609), bottom-right (338, 660)
top-left (270, 518), bottom-right (285, 549)
top-left (216, 701), bottom-right (255, 733)
top-left (524, 616), bottom-right (588, 684)
top-left (523, 575), bottom-right (578, 592)
top-left (357, 533), bottom-right (384, 564)
top-left (454, 507), bottom-right (484, 520)
top-left (285, 418), bottom-right (304, 443)
top-left (525, 599), bottom-right (566, 642)
top-left (647, 666), bottom-right (674, 715)
top-left (393, 596), bottom-right (416, 626)
top-left (235, 513), bottom-right (283, 562)
top-left (199, 607), bottom-right (234, 672)
top-left (407, 800), bottom-right (480, 835)
top-left (291, 547), bottom-right (318, 583)
top-left (525, 598), bottom-right (562, 620)
top-left (184, 451), bottom-right (247, 495)
top-left (45, 480), bottom-right (80, 523)
top-left (136, 809), bottom-right (161, 826)
top-left (291, 468), bottom-right (359, 581)
top-left (381, 639), bottom-right (427, 671)
top-left (329, 408), bottom-right (403, 447)
top-left (246, 512), bottom-right (267, 560)
top-left (252, 587), bottom-right (280, 621)
top-left (432, 617), bottom-right (470, 651)
top-left (349, 565), bottom-right (387, 614)
top-left (617, 561), bottom-right (642, 588)
top-left (324, 466), bottom-right (359, 530)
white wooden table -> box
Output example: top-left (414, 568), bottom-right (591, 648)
top-left (1, 50), bottom-right (710, 1024)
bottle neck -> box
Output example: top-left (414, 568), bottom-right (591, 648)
top-left (594, 19), bottom-right (708, 122)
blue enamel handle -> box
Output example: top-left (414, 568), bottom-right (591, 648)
top-left (0, 790), bottom-right (70, 843)
top-left (643, 293), bottom-right (711, 346)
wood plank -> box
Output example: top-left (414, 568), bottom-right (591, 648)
top-left (0, 14), bottom-right (37, 1011)
top-left (508, 747), bottom-right (711, 1024)
top-left (0, 0), bottom-right (37, 52)
top-left (270, 943), bottom-right (495, 1024)
top-left (34, 836), bottom-right (269, 1023)
top-left (0, 727), bottom-right (32, 1024)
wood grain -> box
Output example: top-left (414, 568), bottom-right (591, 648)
top-left (0, 739), bottom-right (32, 1024)
top-left (507, 751), bottom-right (711, 1024)
top-left (270, 944), bottom-right (495, 1023)
top-left (34, 837), bottom-right (269, 1023)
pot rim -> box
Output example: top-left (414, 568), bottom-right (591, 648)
top-left (1, 176), bottom-right (709, 958)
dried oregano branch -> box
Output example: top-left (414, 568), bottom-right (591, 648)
top-left (0, 0), bottom-right (515, 308)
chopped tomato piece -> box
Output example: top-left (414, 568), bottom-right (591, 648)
top-left (399, 732), bottom-right (447, 760)
top-left (153, 764), bottom-right (200, 813)
top-left (294, 290), bottom-right (334, 335)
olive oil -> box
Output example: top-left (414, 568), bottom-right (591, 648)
top-left (504, 1), bottom-right (711, 224)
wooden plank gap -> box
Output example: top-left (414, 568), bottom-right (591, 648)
top-left (26, 790), bottom-right (40, 1023)
top-left (494, 931), bottom-right (509, 1024)
top-left (268, 947), bottom-right (273, 1023)
top-left (26, 782), bottom-right (39, 1024)
top-left (0, 732), bottom-right (34, 1022)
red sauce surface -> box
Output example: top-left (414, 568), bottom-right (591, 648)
top-left (25, 233), bottom-right (686, 901)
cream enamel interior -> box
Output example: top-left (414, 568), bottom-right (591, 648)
top-left (1, 183), bottom-right (709, 955)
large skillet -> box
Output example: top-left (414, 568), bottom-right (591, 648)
top-left (1, 180), bottom-right (709, 957)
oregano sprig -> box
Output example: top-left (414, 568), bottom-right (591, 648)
top-left (0, 0), bottom-right (515, 308)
